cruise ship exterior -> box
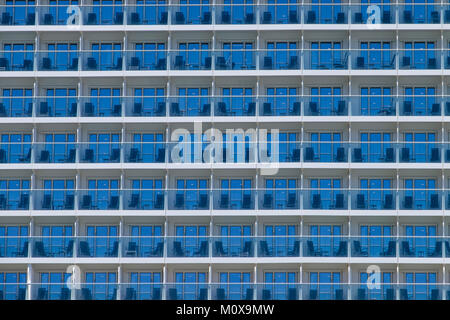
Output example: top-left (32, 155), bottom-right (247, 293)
top-left (0, 0), bottom-right (449, 301)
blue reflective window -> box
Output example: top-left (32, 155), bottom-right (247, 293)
top-left (403, 131), bottom-right (436, 162)
top-left (134, 0), bottom-right (168, 25)
top-left (87, 179), bottom-right (119, 210)
top-left (359, 0), bottom-right (391, 24)
top-left (310, 87), bottom-right (342, 115)
top-left (220, 179), bottom-right (251, 209)
top-left (264, 224), bottom-right (297, 256)
top-left (89, 88), bottom-right (121, 116)
top-left (360, 132), bottom-right (392, 161)
top-left (44, 133), bottom-right (76, 163)
top-left (221, 42), bottom-right (254, 70)
top-left (310, 132), bottom-right (341, 162)
top-left (309, 225), bottom-right (342, 256)
top-left (90, 43), bottom-right (122, 70)
top-left (310, 42), bottom-right (343, 69)
top-left (5, 0), bottom-right (35, 25)
top-left (219, 225), bottom-right (251, 256)
top-left (405, 272), bottom-right (437, 300)
top-left (177, 87), bottom-right (209, 116)
top-left (132, 133), bottom-right (164, 163)
top-left (85, 272), bottom-right (117, 300)
top-left (177, 42), bottom-right (210, 70)
top-left (309, 272), bottom-right (341, 300)
top-left (265, 42), bottom-right (298, 69)
top-left (92, 0), bottom-right (123, 24)
top-left (3, 43), bottom-right (34, 71)
top-left (359, 178), bottom-right (392, 209)
top-left (174, 272), bottom-right (207, 300)
top-left (40, 225), bottom-right (73, 257)
top-left (43, 179), bottom-right (75, 210)
top-left (47, 0), bottom-right (78, 25)
top-left (0, 179), bottom-right (30, 210)
top-left (311, 0), bottom-right (341, 24)
top-left (404, 0), bottom-right (436, 23)
top-left (39, 272), bottom-right (70, 300)
top-left (219, 272), bottom-right (251, 299)
top-left (134, 43), bottom-right (165, 70)
top-left (1, 88), bottom-right (33, 117)
top-left (129, 272), bottom-right (162, 299)
top-left (222, 132), bottom-right (252, 163)
top-left (88, 132), bottom-right (121, 162)
top-left (405, 225), bottom-right (437, 257)
top-left (220, 87), bottom-right (253, 115)
top-left (404, 178), bottom-right (436, 209)
top-left (0, 272), bottom-right (27, 300)
top-left (45, 43), bottom-right (78, 71)
top-left (44, 88), bottom-right (77, 117)
top-left (178, 0), bottom-right (210, 24)
top-left (360, 87), bottom-right (393, 115)
top-left (266, 0), bottom-right (298, 24)
top-left (131, 179), bottom-right (163, 210)
top-left (360, 225), bottom-right (393, 256)
top-left (0, 133), bottom-right (31, 163)
top-left (86, 225), bottom-right (118, 257)
top-left (264, 179), bottom-right (297, 208)
top-left (263, 272), bottom-right (297, 300)
top-left (0, 225), bottom-right (29, 257)
top-left (359, 41), bottom-right (391, 69)
top-left (265, 88), bottom-right (298, 115)
top-left (359, 271), bottom-right (393, 300)
top-left (404, 42), bottom-right (435, 69)
top-left (222, 0), bottom-right (254, 24)
top-left (404, 87), bottom-right (436, 115)
top-left (133, 88), bottom-right (165, 115)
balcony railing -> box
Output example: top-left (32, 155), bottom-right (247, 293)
top-left (4, 236), bottom-right (450, 259)
top-left (2, 4), bottom-right (450, 26)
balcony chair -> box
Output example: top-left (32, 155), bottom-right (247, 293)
top-left (152, 287), bottom-right (162, 300)
top-left (201, 11), bottom-right (211, 24)
top-left (306, 240), bottom-right (320, 256)
top-left (197, 193), bottom-right (208, 209)
top-left (199, 103), bottom-right (210, 116)
top-left (105, 241), bottom-right (119, 257)
top-left (401, 241), bottom-right (414, 257)
top-left (14, 241), bottom-right (29, 257)
top-left (130, 56), bottom-right (140, 70)
top-left (170, 102), bottom-right (181, 116)
top-left (308, 101), bottom-right (319, 115)
top-left (288, 55), bottom-right (299, 69)
top-left (175, 11), bottom-right (185, 24)
top-left (290, 101), bottom-right (300, 115)
top-left (132, 102), bottom-right (142, 115)
top-left (384, 288), bottom-right (395, 300)
top-left (242, 241), bottom-right (253, 256)
top-left (217, 102), bottom-right (228, 116)
top-left (304, 147), bottom-right (315, 161)
top-left (81, 288), bottom-right (93, 300)
top-left (68, 103), bottom-right (77, 116)
top-left (38, 150), bottom-right (50, 163)
top-left (33, 241), bottom-right (48, 257)
top-left (25, 103), bottom-right (33, 116)
top-left (63, 195), bottom-right (74, 210)
top-left (353, 148), bottom-right (363, 162)
top-left (244, 12), bottom-right (254, 24)
top-left (356, 56), bottom-right (365, 69)
top-left (173, 241), bottom-right (184, 257)
top-left (431, 289), bottom-right (440, 300)
top-left (291, 148), bottom-right (300, 162)
top-left (128, 148), bottom-right (141, 163)
top-left (335, 289), bottom-right (344, 300)
top-left (111, 104), bottom-right (121, 116)
top-left (352, 241), bottom-right (368, 257)
top-left (401, 56), bottom-right (411, 68)
top-left (431, 103), bottom-right (441, 115)
top-left (111, 57), bottom-right (123, 70)
top-left (221, 10), bottom-right (231, 24)
top-left (382, 11), bottom-right (391, 23)
top-left (428, 57), bottom-right (437, 69)
top-left (447, 149), bottom-right (450, 162)
top-left (86, 13), bottom-right (97, 25)
top-left (400, 289), bottom-right (408, 300)
top-left (108, 195), bottom-right (119, 209)
top-left (382, 54), bottom-right (396, 69)
top-left (403, 10), bottom-right (412, 23)
top-left (403, 195), bottom-right (413, 209)
top-left (159, 11), bottom-right (168, 24)
top-left (446, 242), bottom-right (450, 256)
top-left (80, 195), bottom-right (92, 209)
top-left (82, 148), bottom-right (94, 163)
top-left (39, 101), bottom-right (49, 116)
top-left (214, 241), bottom-right (227, 256)
top-left (401, 147), bottom-right (410, 162)
top-left (430, 193), bottom-right (439, 209)
top-left (219, 193), bottom-right (229, 209)
top-left (130, 12), bottom-right (140, 24)
top-left (385, 147), bottom-right (394, 162)
top-left (354, 12), bottom-right (363, 23)
top-left (306, 10), bottom-right (316, 23)
top-left (107, 148), bottom-right (120, 162)
top-left (78, 241), bottom-right (91, 257)
top-left (335, 241), bottom-right (348, 257)
top-left (246, 102), bottom-right (256, 115)
top-left (42, 57), bottom-right (52, 70)
top-left (262, 193), bottom-right (273, 209)
top-left (84, 102), bottom-right (94, 116)
top-left (287, 193), bottom-right (297, 208)
top-left (430, 241), bottom-right (442, 257)
top-left (62, 240), bottom-right (74, 257)
top-left (198, 288), bottom-right (208, 300)
top-left (18, 149), bottom-right (31, 163)
top-left (244, 288), bottom-right (254, 300)
top-left (114, 11), bottom-right (123, 24)
top-left (431, 11), bottom-right (440, 23)
top-left (336, 12), bottom-right (345, 24)
top-left (357, 288), bottom-right (367, 300)
top-left (60, 287), bottom-right (70, 300)
top-left (0, 194), bottom-right (6, 209)
top-left (125, 288), bottom-right (137, 300)
top-left (259, 240), bottom-right (271, 257)
top-left (334, 100), bottom-right (345, 115)
top-left (41, 194), bottom-right (52, 209)
top-left (86, 57), bottom-right (97, 70)
top-left (216, 288), bottom-right (226, 300)
top-left (154, 193), bottom-right (164, 209)
top-left (156, 148), bottom-right (165, 163)
top-left (215, 56), bottom-right (227, 70)
top-left (1, 12), bottom-right (11, 25)
top-left (262, 289), bottom-right (271, 300)
top-left (242, 194), bottom-right (252, 209)
top-left (37, 288), bottom-right (48, 300)
top-left (446, 10), bottom-right (450, 23)
top-left (0, 103), bottom-right (6, 117)
top-left (262, 56), bottom-right (273, 69)
top-left (155, 58), bottom-right (166, 70)
top-left (335, 193), bottom-right (344, 209)
top-left (288, 288), bottom-right (297, 300)
top-left (18, 193), bottom-right (29, 209)
top-left (384, 194), bottom-right (394, 209)
top-left (312, 194), bottom-right (321, 209)
top-left (309, 289), bottom-right (318, 300)
top-left (335, 147), bottom-right (346, 162)
top-left (289, 10), bottom-right (298, 23)
top-left (262, 11), bottom-right (272, 23)
top-left (356, 194), bottom-right (366, 209)
top-left (0, 57), bottom-right (8, 71)
top-left (42, 13), bottom-right (54, 25)
top-left (430, 147), bottom-right (440, 162)
top-left (194, 241), bottom-right (208, 256)
top-left (263, 102), bottom-right (272, 115)
top-left (150, 242), bottom-right (164, 256)
top-left (288, 241), bottom-right (300, 256)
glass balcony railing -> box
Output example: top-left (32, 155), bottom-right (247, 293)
top-left (77, 189), bottom-right (120, 210)
top-left (121, 236), bottom-right (164, 257)
top-left (211, 189), bottom-right (255, 210)
top-left (0, 51), bottom-right (34, 71)
top-left (167, 189), bottom-right (209, 210)
top-left (79, 143), bottom-right (121, 163)
top-left (2, 4), bottom-right (450, 26)
top-left (214, 50), bottom-right (256, 70)
top-left (167, 236), bottom-right (209, 257)
top-left (77, 237), bottom-right (119, 257)
top-left (211, 236), bottom-right (254, 257)
top-left (303, 236), bottom-right (348, 257)
top-left (168, 96), bottom-right (211, 116)
top-left (123, 143), bottom-right (165, 163)
top-left (399, 97), bottom-right (442, 116)
top-left (303, 189), bottom-right (348, 210)
top-left (0, 96), bottom-right (33, 117)
top-left (258, 96), bottom-right (301, 116)
top-left (0, 143), bottom-right (31, 163)
top-left (36, 51), bottom-right (79, 71)
top-left (398, 189), bottom-right (441, 210)
top-left (35, 97), bottom-right (77, 117)
top-left (30, 237), bottom-right (74, 257)
top-left (351, 236), bottom-right (397, 257)
top-left (79, 96), bottom-right (123, 117)
top-left (81, 51), bottom-right (124, 71)
top-left (351, 95), bottom-right (396, 116)
top-left (124, 97), bottom-right (166, 116)
top-left (33, 143), bottom-right (76, 163)
top-left (350, 142), bottom-right (395, 163)
top-left (302, 142), bottom-right (348, 162)
top-left (125, 51), bottom-right (167, 70)
top-left (352, 50), bottom-right (396, 70)
top-left (257, 189), bottom-right (300, 210)
top-left (398, 143), bottom-right (441, 163)
top-left (0, 190), bottom-right (30, 210)
top-left (12, 283), bottom-right (450, 300)
top-left (399, 50), bottom-right (440, 70)
top-left (257, 236), bottom-right (301, 257)
top-left (122, 189), bottom-right (164, 210)
top-left (170, 50), bottom-right (212, 70)
top-left (33, 190), bottom-right (75, 210)
top-left (0, 236), bottom-right (29, 258)
top-left (303, 96), bottom-right (348, 116)
top-left (214, 96), bottom-right (257, 116)
top-left (350, 190), bottom-right (395, 210)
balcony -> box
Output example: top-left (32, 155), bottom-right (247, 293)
top-left (350, 143), bottom-right (395, 163)
top-left (0, 51), bottom-right (33, 71)
top-left (303, 96), bottom-right (348, 116)
top-left (212, 190), bottom-right (255, 210)
top-left (350, 190), bottom-right (395, 210)
top-left (170, 50), bottom-right (212, 70)
top-left (257, 189), bottom-right (300, 210)
top-left (398, 143), bottom-right (441, 163)
top-left (33, 190), bottom-right (75, 210)
top-left (81, 51), bottom-right (123, 71)
top-left (303, 237), bottom-right (348, 257)
top-left (77, 190), bottom-right (120, 210)
top-left (0, 96), bottom-right (33, 117)
top-left (124, 97), bottom-right (166, 116)
top-left (82, 5), bottom-right (124, 25)
top-left (214, 96), bottom-right (257, 116)
top-left (398, 190), bottom-right (441, 210)
top-left (79, 143), bottom-right (121, 163)
top-left (303, 142), bottom-right (348, 162)
top-left (34, 143), bottom-right (76, 163)
top-left (30, 237), bottom-right (74, 258)
top-left (399, 238), bottom-right (443, 258)
top-left (0, 190), bottom-right (29, 210)
top-left (215, 4), bottom-right (256, 24)
top-left (121, 236), bottom-right (164, 257)
top-left (171, 4), bottom-right (212, 25)
top-left (127, 5), bottom-right (168, 25)
top-left (79, 97), bottom-right (123, 117)
top-left (167, 190), bottom-right (209, 210)
top-left (211, 236), bottom-right (254, 257)
top-left (399, 4), bottom-right (441, 24)
top-left (303, 189), bottom-right (348, 210)
top-left (35, 97), bottom-right (77, 117)
top-left (258, 96), bottom-right (301, 116)
top-left (36, 51), bottom-right (79, 71)
top-left (122, 190), bottom-right (164, 210)
top-left (0, 143), bottom-right (31, 163)
top-left (167, 237), bottom-right (209, 257)
top-left (351, 237), bottom-right (396, 257)
top-left (168, 96), bottom-right (212, 116)
top-left (304, 4), bottom-right (346, 24)
top-left (214, 50), bottom-right (256, 70)
top-left (77, 237), bottom-right (119, 257)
